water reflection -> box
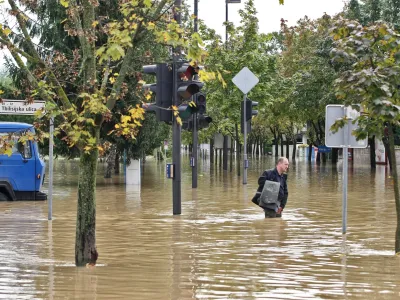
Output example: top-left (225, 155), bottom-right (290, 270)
top-left (0, 156), bottom-right (398, 299)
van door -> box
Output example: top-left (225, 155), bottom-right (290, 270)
top-left (0, 139), bottom-right (35, 191)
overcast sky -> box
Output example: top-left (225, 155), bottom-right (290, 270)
top-left (190, 0), bottom-right (347, 37)
top-left (0, 0), bottom-right (348, 73)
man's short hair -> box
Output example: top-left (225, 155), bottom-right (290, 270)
top-left (276, 157), bottom-right (287, 165)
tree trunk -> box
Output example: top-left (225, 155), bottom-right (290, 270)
top-left (308, 143), bottom-right (313, 161)
top-left (292, 138), bottom-right (297, 161)
top-left (104, 144), bottom-right (117, 178)
top-left (114, 151), bottom-right (120, 174)
top-left (219, 149), bottom-right (222, 168)
top-left (223, 135), bottom-right (228, 171)
top-left (369, 135), bottom-right (376, 170)
top-left (383, 129), bottom-right (392, 168)
top-left (322, 152), bottom-right (327, 163)
top-left (332, 148), bottom-right (338, 164)
top-left (388, 124), bottom-right (400, 253)
top-left (286, 139), bottom-right (289, 159)
top-left (236, 124), bottom-right (241, 177)
top-left (280, 134), bottom-right (284, 156)
top-left (76, 148), bottom-right (99, 266)
top-left (230, 138), bottom-right (233, 172)
top-left (210, 138), bottom-right (214, 165)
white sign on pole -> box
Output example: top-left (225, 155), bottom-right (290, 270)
top-left (232, 67), bottom-right (259, 185)
top-left (0, 99), bottom-right (45, 115)
top-left (232, 67), bottom-right (259, 94)
top-left (325, 105), bottom-right (367, 148)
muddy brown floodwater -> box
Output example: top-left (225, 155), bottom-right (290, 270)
top-left (0, 154), bottom-right (399, 299)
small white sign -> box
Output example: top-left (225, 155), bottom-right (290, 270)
top-left (232, 67), bottom-right (259, 94)
top-left (0, 99), bottom-right (45, 115)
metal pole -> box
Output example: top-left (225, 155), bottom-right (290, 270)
top-left (123, 149), bottom-right (127, 184)
top-left (192, 0), bottom-right (198, 189)
top-left (173, 0), bottom-right (182, 215)
top-left (243, 94), bottom-right (247, 184)
top-left (194, 0), bottom-right (198, 32)
top-left (223, 135), bottom-right (228, 170)
top-left (225, 0), bottom-right (228, 42)
top-left (192, 103), bottom-right (198, 188)
top-left (48, 117), bottom-right (54, 221)
top-left (342, 107), bottom-right (349, 234)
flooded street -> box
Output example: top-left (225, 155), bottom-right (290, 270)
top-left (0, 154), bottom-right (399, 299)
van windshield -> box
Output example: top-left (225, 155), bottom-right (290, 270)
top-left (0, 133), bottom-right (32, 158)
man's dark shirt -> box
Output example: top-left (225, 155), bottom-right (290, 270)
top-left (252, 168), bottom-right (288, 209)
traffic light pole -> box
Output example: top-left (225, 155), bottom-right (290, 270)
top-left (173, 0), bottom-right (182, 215)
top-left (192, 0), bottom-right (198, 189)
top-left (192, 110), bottom-right (198, 188)
top-left (243, 94), bottom-right (247, 184)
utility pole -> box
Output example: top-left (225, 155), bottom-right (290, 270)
top-left (192, 0), bottom-right (199, 188)
top-left (173, 0), bottom-right (182, 214)
top-left (225, 0), bottom-right (228, 42)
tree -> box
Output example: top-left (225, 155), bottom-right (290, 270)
top-left (0, 0), bottom-right (205, 266)
top-left (330, 17), bottom-right (400, 253)
top-left (278, 15), bottom-right (339, 162)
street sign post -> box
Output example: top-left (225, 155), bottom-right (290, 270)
top-left (325, 105), bottom-right (367, 234)
top-left (232, 67), bottom-right (259, 184)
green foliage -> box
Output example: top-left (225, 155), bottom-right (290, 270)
top-left (330, 17), bottom-right (400, 138)
top-left (200, 0), bottom-right (278, 143)
top-left (278, 15), bottom-right (339, 145)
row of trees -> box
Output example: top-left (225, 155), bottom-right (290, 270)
top-left (187, 0), bottom-right (400, 170)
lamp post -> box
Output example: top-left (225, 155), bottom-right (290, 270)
top-left (226, 0), bottom-right (241, 42)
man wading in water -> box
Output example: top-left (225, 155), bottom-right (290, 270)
top-left (252, 157), bottom-right (289, 218)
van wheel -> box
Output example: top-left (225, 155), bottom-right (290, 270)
top-left (0, 192), bottom-right (9, 201)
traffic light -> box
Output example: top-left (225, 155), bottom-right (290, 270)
top-left (242, 98), bottom-right (258, 121)
top-left (196, 93), bottom-right (206, 115)
top-left (142, 63), bottom-right (173, 123)
top-left (241, 98), bottom-right (258, 134)
top-left (182, 118), bottom-right (194, 132)
top-left (176, 63), bottom-right (203, 102)
top-left (198, 115), bottom-right (212, 130)
top-left (178, 103), bottom-right (199, 121)
top-left (182, 115), bottom-right (212, 131)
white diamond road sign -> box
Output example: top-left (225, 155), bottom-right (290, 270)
top-left (0, 99), bottom-right (45, 115)
top-left (232, 67), bottom-right (259, 94)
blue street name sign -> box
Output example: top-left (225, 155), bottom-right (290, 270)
top-left (166, 163), bottom-right (174, 179)
top-left (318, 145), bottom-right (332, 153)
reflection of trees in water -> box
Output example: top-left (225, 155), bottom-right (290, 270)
top-left (0, 205), bottom-right (45, 297)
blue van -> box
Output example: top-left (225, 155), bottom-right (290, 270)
top-left (0, 122), bottom-right (47, 200)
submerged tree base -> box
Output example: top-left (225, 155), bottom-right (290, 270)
top-left (75, 148), bottom-right (99, 266)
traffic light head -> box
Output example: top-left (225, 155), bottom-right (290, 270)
top-left (241, 98), bottom-right (259, 134)
top-left (182, 118), bottom-right (194, 132)
top-left (142, 63), bottom-right (173, 123)
top-left (245, 98), bottom-right (258, 121)
top-left (198, 115), bottom-right (212, 130)
top-left (196, 93), bottom-right (206, 115)
top-left (178, 103), bottom-right (199, 121)
top-left (176, 63), bottom-right (204, 101)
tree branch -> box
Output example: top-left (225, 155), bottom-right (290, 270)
top-left (6, 0), bottom-right (72, 109)
top-left (106, 0), bottom-right (171, 111)
top-left (8, 0), bottom-right (41, 60)
top-left (0, 36), bottom-right (36, 62)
